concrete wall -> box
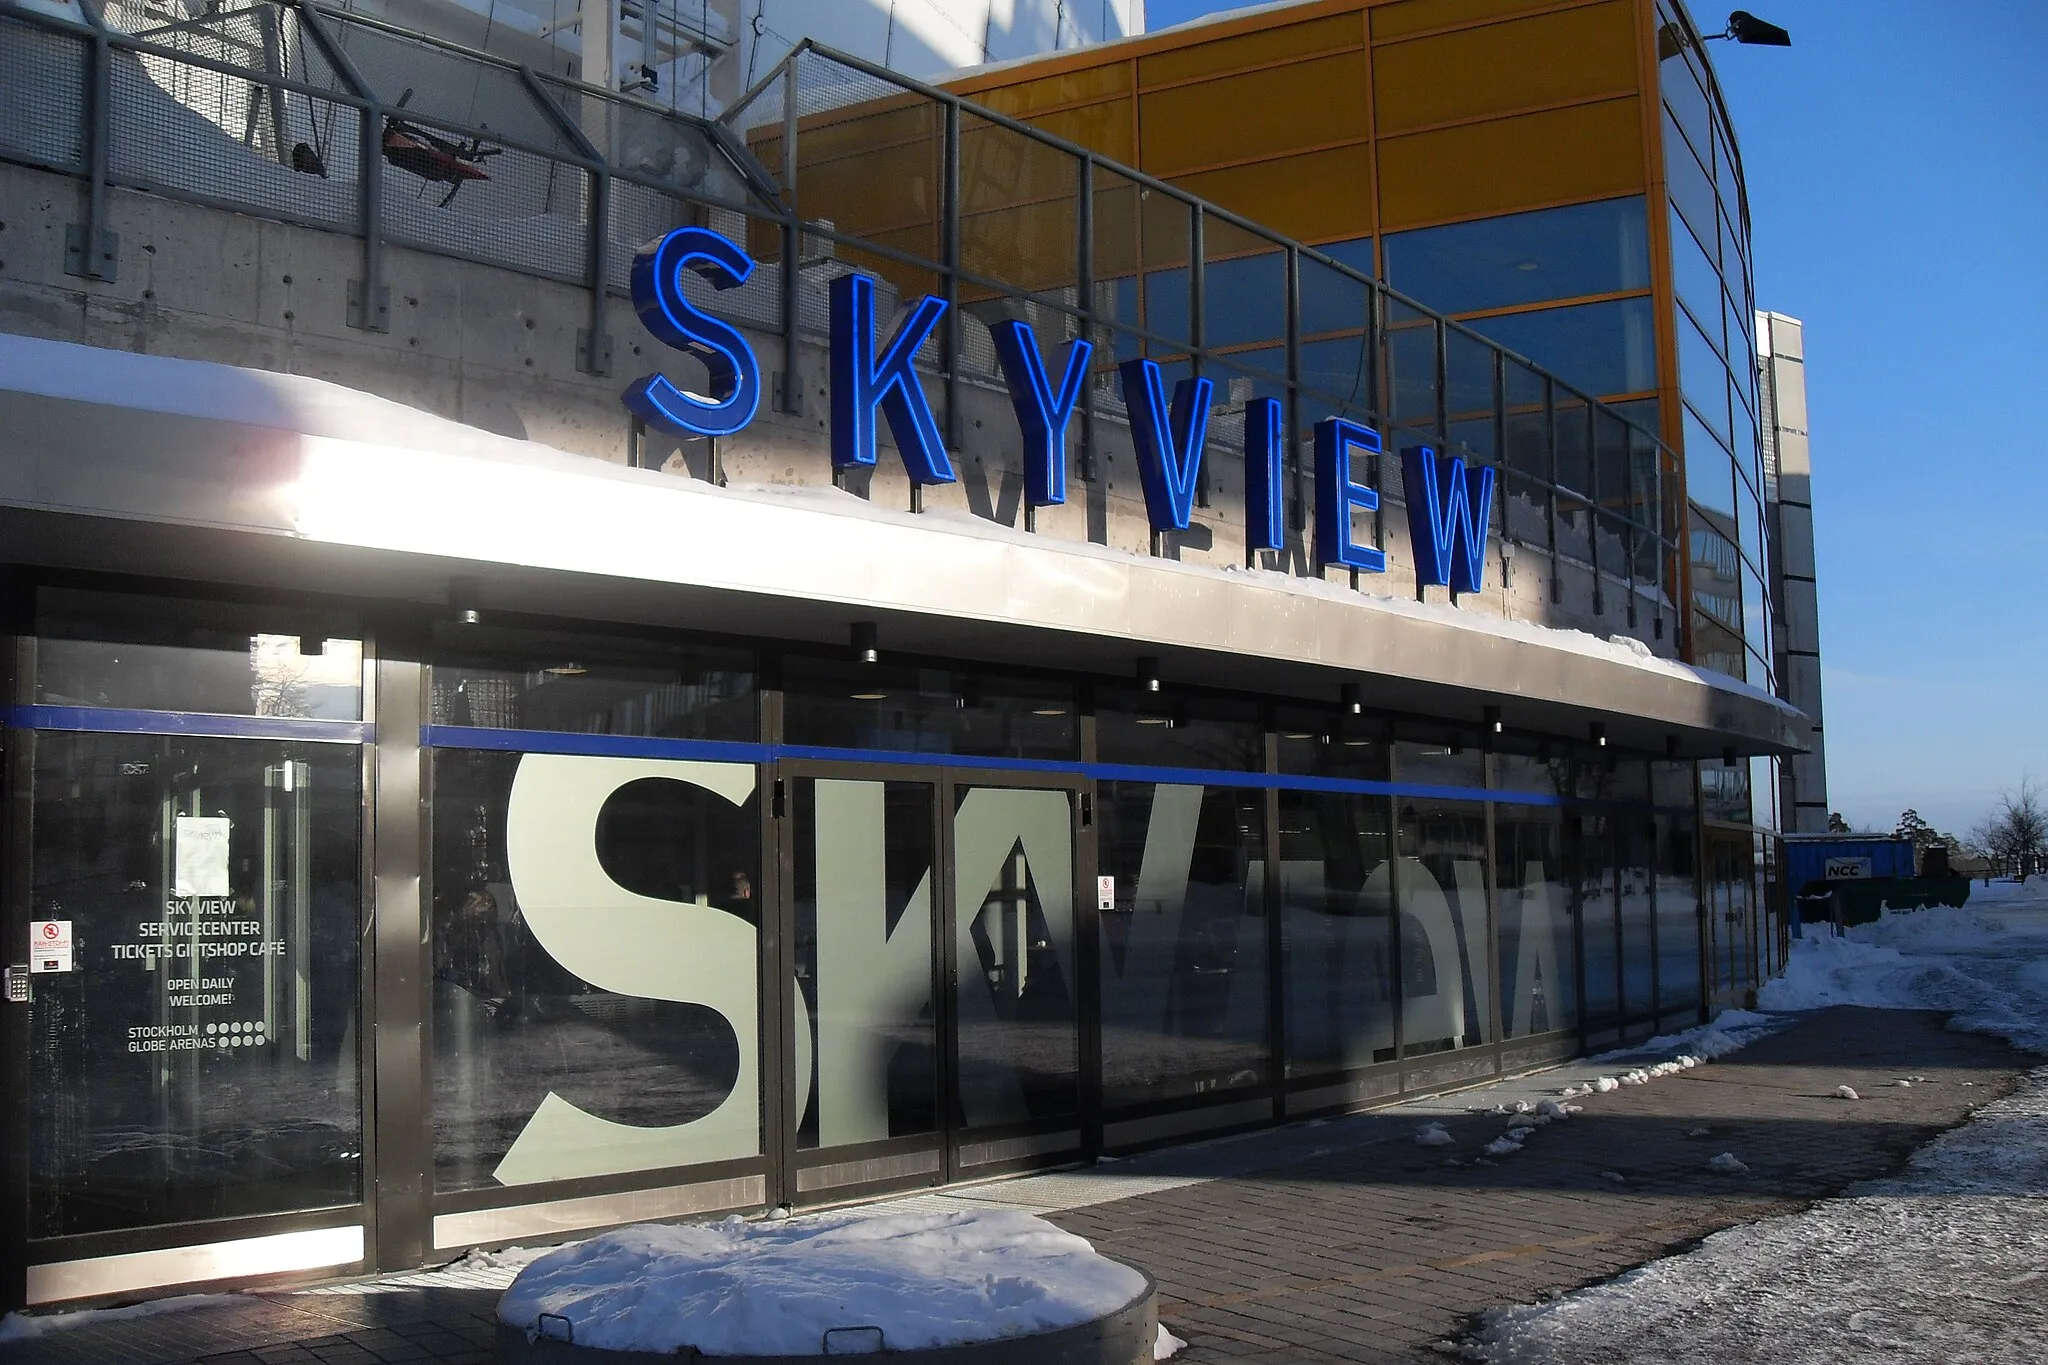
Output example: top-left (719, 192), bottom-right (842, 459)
top-left (1758, 309), bottom-right (1826, 832)
top-left (0, 159), bottom-right (1669, 658)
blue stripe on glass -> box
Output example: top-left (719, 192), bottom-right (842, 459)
top-left (2, 705), bottom-right (371, 744)
top-left (417, 726), bottom-right (1570, 804)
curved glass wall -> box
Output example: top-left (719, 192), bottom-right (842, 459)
top-left (1658, 2), bottom-right (1772, 695)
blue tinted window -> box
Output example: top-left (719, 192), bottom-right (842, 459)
top-left (1683, 405), bottom-right (1735, 516)
top-left (1663, 109), bottom-right (1718, 257)
top-left (1144, 267), bottom-right (1189, 345)
top-left (1299, 334), bottom-right (1369, 405)
top-left (1299, 244), bottom-right (1371, 337)
top-left (1670, 209), bottom-right (1722, 350)
top-left (1384, 197), bottom-right (1650, 316)
top-left (1662, 57), bottom-right (1714, 173)
top-left (1677, 303), bottom-right (1730, 444)
top-left (1465, 296), bottom-right (1657, 400)
top-left (1203, 250), bottom-right (1285, 348)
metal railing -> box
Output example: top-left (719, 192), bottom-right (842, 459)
top-left (0, 0), bottom-right (1682, 632)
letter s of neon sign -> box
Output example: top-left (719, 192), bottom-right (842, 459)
top-left (622, 226), bottom-right (762, 439)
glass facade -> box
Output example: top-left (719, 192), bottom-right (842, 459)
top-left (4, 588), bottom-right (1766, 1286)
top-left (1658, 7), bottom-right (1773, 694)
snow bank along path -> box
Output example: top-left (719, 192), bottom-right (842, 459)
top-left (497, 1208), bottom-right (1150, 1357)
top-left (1465, 880), bottom-right (2048, 1364)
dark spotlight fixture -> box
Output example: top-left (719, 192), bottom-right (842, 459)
top-left (297, 629), bottom-right (327, 657)
top-left (1658, 9), bottom-right (1789, 60)
top-left (1340, 682), bottom-right (1363, 716)
top-left (449, 576), bottom-right (481, 626)
top-left (1665, 734), bottom-right (1681, 760)
top-left (1725, 10), bottom-right (1791, 46)
top-left (1590, 721), bottom-right (1608, 749)
top-left (851, 621), bottom-right (879, 664)
top-left (1137, 656), bottom-right (1162, 694)
top-left (1483, 705), bottom-right (1503, 736)
top-left (1723, 747), bottom-right (1740, 769)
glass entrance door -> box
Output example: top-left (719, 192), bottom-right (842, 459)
top-left (788, 775), bottom-right (944, 1202)
top-left (781, 771), bottom-right (1082, 1204)
top-left (947, 782), bottom-right (1082, 1175)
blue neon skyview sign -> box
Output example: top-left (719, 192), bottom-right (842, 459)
top-left (625, 226), bottom-right (1492, 592)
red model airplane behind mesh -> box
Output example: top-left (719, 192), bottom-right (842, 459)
top-left (381, 88), bottom-right (502, 207)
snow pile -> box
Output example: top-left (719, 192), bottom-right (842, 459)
top-left (0, 1295), bottom-right (239, 1343)
top-left (1834, 1086), bottom-right (1861, 1101)
top-left (1155, 1323), bottom-right (1187, 1359)
top-left (497, 1209), bottom-right (1148, 1357)
top-left (1759, 891), bottom-right (2048, 1052)
top-left (1464, 1067), bottom-right (2048, 1364)
top-left (1415, 1122), bottom-right (1456, 1147)
top-left (1707, 1152), bottom-right (1750, 1175)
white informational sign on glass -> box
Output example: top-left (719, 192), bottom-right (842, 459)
top-left (29, 919), bottom-right (73, 973)
top-left (1096, 875), bottom-right (1116, 911)
top-left (174, 815), bottom-right (233, 897)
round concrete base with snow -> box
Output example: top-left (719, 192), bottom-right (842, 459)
top-left (495, 1285), bottom-right (1156, 1365)
top-left (494, 1209), bottom-right (1159, 1364)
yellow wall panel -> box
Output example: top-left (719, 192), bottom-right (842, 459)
top-left (1139, 51), bottom-right (1371, 176)
top-left (970, 62), bottom-right (1131, 118)
top-left (1138, 12), bottom-right (1362, 88)
top-left (1024, 100), bottom-right (1136, 162)
top-left (1377, 96), bottom-right (1643, 228)
top-left (1373, 0), bottom-right (1638, 133)
top-left (1369, 0), bottom-right (1576, 41)
top-left (1168, 143), bottom-right (1375, 246)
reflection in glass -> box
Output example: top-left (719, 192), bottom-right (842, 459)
top-left (1397, 801), bottom-right (1491, 1054)
top-left (1466, 297), bottom-right (1658, 400)
top-left (1495, 804), bottom-right (1574, 1037)
top-left (1275, 706), bottom-right (1387, 779)
top-left (1280, 791), bottom-right (1394, 1075)
top-left (796, 780), bottom-right (937, 1150)
top-left (783, 657), bottom-right (1077, 760)
top-left (1394, 737), bottom-right (1484, 790)
top-left (1656, 814), bottom-right (1702, 1015)
top-left (951, 786), bottom-right (1079, 1128)
top-left (1575, 814), bottom-right (1621, 1029)
top-left (430, 749), bottom-right (761, 1191)
top-left (1618, 819), bottom-right (1656, 1021)
top-left (37, 589), bottom-right (363, 719)
top-left (29, 731), bottom-right (362, 1237)
top-left (1097, 784), bottom-right (1269, 1108)
top-left (432, 624), bottom-right (754, 739)
top-left (1384, 196), bottom-right (1649, 316)
top-left (1094, 687), bottom-right (1263, 771)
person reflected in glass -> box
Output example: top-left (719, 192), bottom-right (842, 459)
top-left (434, 887), bottom-right (511, 1022)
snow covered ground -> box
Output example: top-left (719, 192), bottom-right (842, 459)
top-left (1466, 879), bottom-right (2048, 1364)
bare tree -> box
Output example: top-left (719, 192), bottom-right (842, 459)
top-left (1973, 777), bottom-right (2048, 882)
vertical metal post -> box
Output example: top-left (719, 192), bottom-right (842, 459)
top-left (1430, 317), bottom-right (1449, 604)
top-left (1623, 425), bottom-right (1640, 628)
top-left (300, 5), bottom-right (385, 331)
top-left (1587, 410), bottom-right (1603, 617)
top-left (369, 638), bottom-right (428, 1272)
top-left (1544, 378), bottom-right (1561, 604)
top-left (1077, 156), bottom-right (1097, 484)
top-left (1188, 203), bottom-right (1207, 509)
top-left (1283, 246), bottom-right (1303, 542)
top-left (1368, 286), bottom-right (1385, 555)
top-left (1492, 349), bottom-right (1508, 599)
top-left (65, 14), bottom-right (117, 281)
top-left (523, 69), bottom-right (612, 378)
top-left (940, 99), bottom-right (962, 462)
top-left (776, 56), bottom-right (803, 415)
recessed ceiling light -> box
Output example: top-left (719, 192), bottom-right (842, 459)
top-left (850, 691), bottom-right (888, 701)
top-left (1032, 707), bottom-right (1068, 716)
top-left (1136, 715), bottom-right (1172, 726)
top-left (543, 662), bottom-right (587, 676)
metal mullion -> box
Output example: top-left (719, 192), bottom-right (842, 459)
top-left (1492, 349), bottom-right (1508, 592)
top-left (1369, 287), bottom-right (1385, 554)
top-left (1623, 428), bottom-right (1640, 627)
top-left (1, 619), bottom-right (34, 1308)
top-left (1262, 730), bottom-right (1284, 1119)
top-left (934, 774), bottom-right (959, 1185)
top-left (368, 633), bottom-right (427, 1272)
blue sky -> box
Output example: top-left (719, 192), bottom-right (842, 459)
top-left (1145, 0), bottom-right (2048, 839)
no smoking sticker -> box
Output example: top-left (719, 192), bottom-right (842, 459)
top-left (29, 920), bottom-right (73, 974)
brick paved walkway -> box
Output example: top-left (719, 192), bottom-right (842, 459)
top-left (0, 1006), bottom-right (2031, 1365)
